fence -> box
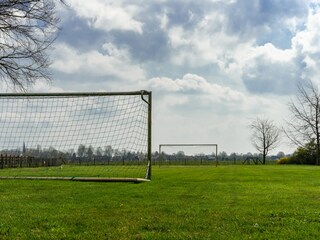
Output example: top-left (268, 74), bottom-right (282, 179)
top-left (0, 154), bottom-right (63, 169)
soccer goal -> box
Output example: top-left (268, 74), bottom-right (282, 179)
top-left (158, 144), bottom-right (218, 166)
top-left (0, 91), bottom-right (152, 182)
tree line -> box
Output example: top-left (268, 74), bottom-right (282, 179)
top-left (250, 80), bottom-right (320, 165)
top-left (154, 150), bottom-right (284, 164)
top-left (0, 144), bottom-right (147, 165)
top-left (75, 144), bottom-right (147, 164)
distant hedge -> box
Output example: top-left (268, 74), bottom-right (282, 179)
top-left (277, 141), bottom-right (317, 165)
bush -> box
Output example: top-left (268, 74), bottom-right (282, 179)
top-left (277, 157), bottom-right (293, 164)
top-left (278, 141), bottom-right (317, 165)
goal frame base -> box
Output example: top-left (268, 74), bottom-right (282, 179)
top-left (0, 176), bottom-right (150, 183)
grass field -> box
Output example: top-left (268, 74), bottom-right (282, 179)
top-left (1, 165), bottom-right (320, 239)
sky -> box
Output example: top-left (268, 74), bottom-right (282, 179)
top-left (11, 0), bottom-right (320, 155)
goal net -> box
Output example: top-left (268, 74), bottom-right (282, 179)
top-left (0, 91), bottom-right (152, 182)
top-left (158, 144), bottom-right (218, 166)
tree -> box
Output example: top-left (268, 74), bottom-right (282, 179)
top-left (250, 118), bottom-right (280, 164)
top-left (95, 147), bottom-right (103, 157)
top-left (176, 151), bottom-right (185, 158)
top-left (290, 140), bottom-right (317, 165)
top-left (277, 151), bottom-right (285, 159)
top-left (48, 146), bottom-right (58, 158)
top-left (285, 80), bottom-right (320, 165)
top-left (0, 0), bottom-right (64, 90)
top-left (77, 144), bottom-right (85, 158)
top-left (104, 145), bottom-right (113, 160)
top-left (86, 145), bottom-right (94, 161)
top-left (218, 151), bottom-right (228, 160)
top-left (230, 152), bottom-right (237, 164)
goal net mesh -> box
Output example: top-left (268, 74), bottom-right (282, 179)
top-left (0, 91), bottom-right (151, 181)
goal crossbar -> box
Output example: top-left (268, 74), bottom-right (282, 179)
top-left (0, 91), bottom-right (149, 97)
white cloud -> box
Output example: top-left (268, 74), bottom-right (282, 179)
top-left (67, 0), bottom-right (143, 33)
top-left (149, 74), bottom-right (216, 93)
top-left (161, 1), bottom-right (312, 95)
top-left (166, 9), bottom-right (301, 95)
top-left (252, 43), bottom-right (295, 63)
top-left (158, 10), bottom-right (169, 30)
top-left (291, 7), bottom-right (320, 84)
top-left (52, 43), bottom-right (146, 81)
top-left (237, 42), bottom-right (300, 94)
top-left (167, 11), bottom-right (245, 68)
top-left (148, 74), bottom-right (267, 111)
top-left (292, 10), bottom-right (320, 54)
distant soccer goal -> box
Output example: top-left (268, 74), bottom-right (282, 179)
top-left (0, 91), bottom-right (152, 182)
top-left (158, 144), bottom-right (218, 166)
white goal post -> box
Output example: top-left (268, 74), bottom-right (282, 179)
top-left (158, 144), bottom-right (218, 166)
top-left (0, 90), bottom-right (152, 182)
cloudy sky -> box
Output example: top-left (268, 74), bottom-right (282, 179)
top-left (21, 0), bottom-right (320, 155)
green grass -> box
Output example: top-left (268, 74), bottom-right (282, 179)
top-left (1, 165), bottom-right (320, 239)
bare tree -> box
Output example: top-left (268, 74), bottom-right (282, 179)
top-left (285, 80), bottom-right (320, 165)
top-left (0, 0), bottom-right (64, 90)
top-left (250, 118), bottom-right (280, 164)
